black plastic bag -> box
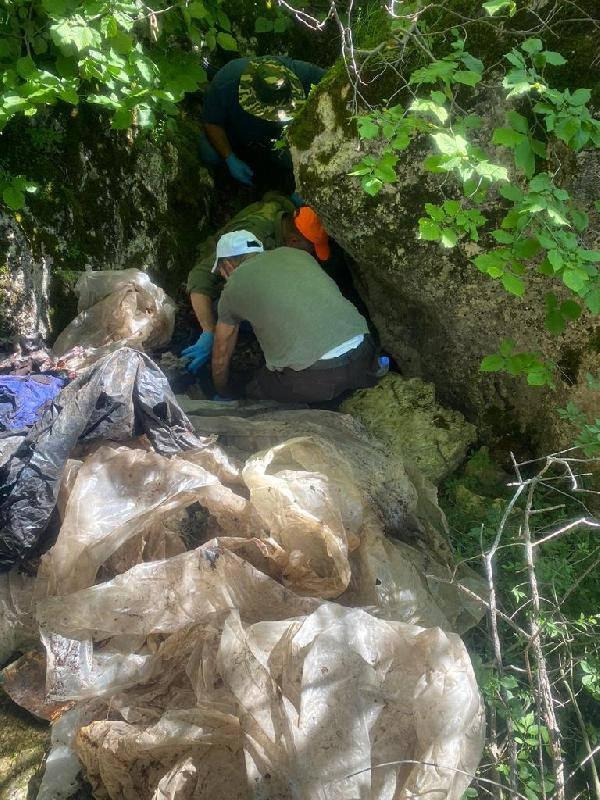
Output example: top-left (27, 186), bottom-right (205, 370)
top-left (0, 348), bottom-right (208, 571)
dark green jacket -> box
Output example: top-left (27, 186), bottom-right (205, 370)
top-left (187, 192), bottom-right (295, 298)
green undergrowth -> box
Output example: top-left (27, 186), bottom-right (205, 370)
top-left (440, 447), bottom-right (600, 799)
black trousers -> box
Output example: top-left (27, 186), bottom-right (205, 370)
top-left (246, 337), bottom-right (378, 403)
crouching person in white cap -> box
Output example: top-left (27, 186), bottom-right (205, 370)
top-left (211, 230), bottom-right (379, 403)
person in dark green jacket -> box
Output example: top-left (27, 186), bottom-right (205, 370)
top-left (183, 192), bottom-right (330, 372)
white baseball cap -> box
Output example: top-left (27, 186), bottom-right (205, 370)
top-left (212, 230), bottom-right (264, 273)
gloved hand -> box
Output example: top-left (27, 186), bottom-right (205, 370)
top-left (290, 191), bottom-right (305, 208)
top-left (225, 153), bottom-right (254, 186)
top-left (181, 331), bottom-right (214, 373)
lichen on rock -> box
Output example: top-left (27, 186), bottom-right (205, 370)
top-left (289, 7), bottom-right (600, 454)
top-left (342, 373), bottom-right (477, 484)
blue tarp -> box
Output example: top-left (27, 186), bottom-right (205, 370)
top-left (0, 375), bottom-right (66, 431)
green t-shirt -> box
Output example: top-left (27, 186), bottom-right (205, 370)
top-left (187, 192), bottom-right (295, 298)
top-left (217, 247), bottom-right (369, 371)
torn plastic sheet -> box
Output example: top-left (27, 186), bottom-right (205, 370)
top-left (0, 371), bottom-right (487, 798)
top-left (52, 268), bottom-right (175, 366)
top-left (65, 601), bottom-right (483, 800)
top-left (0, 348), bottom-right (236, 571)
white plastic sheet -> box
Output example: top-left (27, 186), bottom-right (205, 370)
top-left (52, 268), bottom-right (175, 364)
top-left (13, 403), bottom-right (486, 798)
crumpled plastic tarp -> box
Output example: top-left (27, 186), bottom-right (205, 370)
top-left (0, 374), bottom-right (66, 431)
top-left (0, 348), bottom-right (235, 571)
top-left (1, 348), bottom-right (485, 799)
top-left (52, 269), bottom-right (176, 368)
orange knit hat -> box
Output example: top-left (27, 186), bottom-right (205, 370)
top-left (294, 207), bottom-right (330, 261)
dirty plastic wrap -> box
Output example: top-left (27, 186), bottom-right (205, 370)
top-left (0, 569), bottom-right (36, 664)
top-left (52, 268), bottom-right (176, 365)
top-left (0, 348), bottom-right (236, 571)
top-left (2, 364), bottom-right (485, 798)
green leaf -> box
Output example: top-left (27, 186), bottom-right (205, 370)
top-left (423, 155), bottom-right (448, 172)
top-left (409, 98), bottom-right (448, 123)
top-left (111, 106), bottom-right (132, 129)
top-left (273, 16), bottom-right (288, 33)
top-left (255, 16), bottom-right (274, 33)
top-left (482, 0), bottom-right (515, 15)
top-left (362, 176), bottom-right (382, 196)
top-left (357, 118), bottom-right (379, 139)
top-left (443, 199), bottom-right (460, 216)
top-left (555, 116), bottom-right (580, 144)
top-left (580, 250), bottom-right (600, 262)
top-left (418, 219), bottom-right (442, 241)
top-left (571, 209), bottom-right (588, 232)
top-left (569, 88), bottom-right (591, 106)
top-left (189, 1), bottom-right (208, 18)
top-left (493, 127), bottom-right (524, 147)
top-left (547, 249), bottom-right (563, 270)
top-left (506, 111), bottom-right (529, 135)
top-left (480, 354), bottom-right (505, 371)
top-left (432, 132), bottom-right (468, 155)
top-left (563, 268), bottom-right (589, 293)
top-left (560, 300), bottom-right (581, 320)
top-left (500, 183), bottom-right (524, 202)
top-left (474, 252), bottom-right (505, 276)
top-left (527, 366), bottom-right (551, 386)
top-left (543, 51), bottom-right (567, 66)
top-left (521, 38), bottom-right (543, 54)
top-left (545, 309), bottom-right (565, 334)
top-left (2, 186), bottom-right (25, 210)
top-left (460, 53), bottom-right (484, 74)
top-left (441, 228), bottom-right (458, 247)
top-left (514, 139), bottom-right (535, 177)
top-left (374, 158), bottom-right (397, 183)
top-left (528, 172), bottom-right (552, 192)
top-left (491, 229), bottom-right (514, 243)
top-left (513, 237), bottom-right (540, 258)
top-left (475, 161), bottom-right (509, 181)
top-left (453, 70), bottom-right (481, 86)
top-left (216, 32), bottom-right (237, 51)
top-left (16, 56), bottom-right (36, 78)
top-left (425, 203), bottom-right (446, 222)
top-left (585, 288), bottom-right (600, 314)
top-left (502, 273), bottom-right (525, 296)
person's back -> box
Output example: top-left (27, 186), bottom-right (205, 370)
top-left (217, 247), bottom-right (369, 372)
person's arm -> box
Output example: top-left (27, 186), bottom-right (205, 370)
top-left (204, 122), bottom-right (233, 159)
top-left (190, 292), bottom-right (216, 333)
top-left (212, 320), bottom-right (239, 395)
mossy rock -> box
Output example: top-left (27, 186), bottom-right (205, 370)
top-left (0, 106), bottom-right (213, 341)
top-left (0, 688), bottom-right (49, 800)
top-left (341, 373), bottom-right (477, 483)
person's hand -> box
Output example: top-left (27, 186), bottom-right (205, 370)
top-left (181, 331), bottom-right (214, 373)
top-left (225, 154), bottom-right (254, 186)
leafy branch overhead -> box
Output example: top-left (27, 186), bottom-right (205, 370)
top-left (0, 0), bottom-right (237, 139)
top-left (350, 25), bottom-right (600, 389)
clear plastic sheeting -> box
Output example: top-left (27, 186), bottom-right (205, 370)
top-left (0, 354), bottom-right (485, 798)
top-left (52, 268), bottom-right (176, 366)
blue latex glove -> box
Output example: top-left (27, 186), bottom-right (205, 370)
top-left (225, 153), bottom-right (254, 186)
top-left (290, 191), bottom-right (305, 208)
top-left (181, 331), bottom-right (214, 373)
top-left (213, 394), bottom-right (236, 402)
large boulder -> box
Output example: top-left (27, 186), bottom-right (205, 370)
top-left (341, 374), bottom-right (477, 484)
top-left (0, 107), bottom-right (212, 342)
top-left (289, 12), bottom-right (600, 453)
